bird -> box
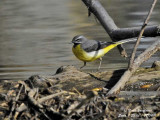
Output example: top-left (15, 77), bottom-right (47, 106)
top-left (72, 35), bottom-right (137, 70)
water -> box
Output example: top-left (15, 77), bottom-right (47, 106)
top-left (0, 0), bottom-right (160, 81)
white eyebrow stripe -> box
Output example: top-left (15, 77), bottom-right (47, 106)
top-left (76, 36), bottom-right (84, 40)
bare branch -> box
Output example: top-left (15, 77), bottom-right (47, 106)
top-left (112, 25), bottom-right (160, 40)
top-left (81, 0), bottom-right (160, 57)
top-left (129, 0), bottom-right (158, 68)
top-left (107, 39), bottom-right (160, 95)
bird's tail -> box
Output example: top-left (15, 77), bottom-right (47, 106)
top-left (114, 37), bottom-right (144, 45)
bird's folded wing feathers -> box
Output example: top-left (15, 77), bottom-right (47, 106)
top-left (81, 37), bottom-right (144, 52)
top-left (81, 40), bottom-right (112, 52)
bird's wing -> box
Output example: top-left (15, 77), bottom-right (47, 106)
top-left (81, 40), bottom-right (112, 52)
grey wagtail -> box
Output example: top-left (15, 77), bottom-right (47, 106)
top-left (72, 35), bottom-right (138, 70)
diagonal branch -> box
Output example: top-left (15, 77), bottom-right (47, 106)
top-left (129, 0), bottom-right (158, 69)
top-left (107, 39), bottom-right (160, 95)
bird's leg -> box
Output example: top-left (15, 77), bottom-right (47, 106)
top-left (98, 57), bottom-right (102, 70)
top-left (80, 62), bottom-right (86, 69)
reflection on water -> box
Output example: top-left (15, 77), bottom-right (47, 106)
top-left (0, 0), bottom-right (160, 80)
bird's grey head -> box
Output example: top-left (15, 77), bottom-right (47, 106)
top-left (72, 35), bottom-right (87, 44)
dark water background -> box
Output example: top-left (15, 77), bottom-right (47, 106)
top-left (0, 0), bottom-right (160, 81)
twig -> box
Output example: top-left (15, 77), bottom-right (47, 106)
top-left (66, 91), bottom-right (97, 119)
top-left (7, 84), bottom-right (23, 120)
top-left (129, 0), bottom-right (158, 68)
top-left (16, 103), bottom-right (28, 112)
top-left (28, 88), bottom-right (43, 108)
top-left (37, 91), bottom-right (66, 103)
top-left (18, 81), bottom-right (31, 92)
top-left (73, 87), bottom-right (82, 96)
top-left (27, 88), bottom-right (53, 120)
top-left (38, 108), bottom-right (52, 120)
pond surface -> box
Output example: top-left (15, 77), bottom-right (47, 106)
top-left (0, 0), bottom-right (160, 80)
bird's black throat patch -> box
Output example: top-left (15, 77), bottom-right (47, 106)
top-left (73, 43), bottom-right (79, 48)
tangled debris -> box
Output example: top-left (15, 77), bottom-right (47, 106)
top-left (0, 65), bottom-right (160, 120)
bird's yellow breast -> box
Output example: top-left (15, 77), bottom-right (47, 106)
top-left (72, 44), bottom-right (92, 62)
top-left (72, 44), bottom-right (118, 62)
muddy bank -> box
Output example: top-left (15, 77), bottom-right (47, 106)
top-left (24, 64), bottom-right (160, 92)
top-left (1, 64), bottom-right (160, 94)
